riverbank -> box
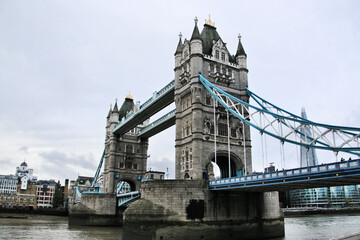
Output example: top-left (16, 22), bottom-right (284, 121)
top-left (0, 207), bottom-right (68, 217)
top-left (283, 207), bottom-right (360, 217)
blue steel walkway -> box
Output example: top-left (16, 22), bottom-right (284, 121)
top-left (209, 159), bottom-right (360, 192)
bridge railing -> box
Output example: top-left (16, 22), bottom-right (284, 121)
top-left (114, 80), bottom-right (175, 132)
top-left (117, 190), bottom-right (141, 207)
top-left (209, 158), bottom-right (360, 187)
top-left (137, 109), bottom-right (176, 136)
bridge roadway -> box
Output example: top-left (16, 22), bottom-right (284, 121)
top-left (113, 80), bottom-right (174, 136)
top-left (209, 159), bottom-right (360, 192)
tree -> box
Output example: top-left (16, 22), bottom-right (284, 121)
top-left (52, 181), bottom-right (62, 208)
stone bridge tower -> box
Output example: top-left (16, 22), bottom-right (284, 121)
top-left (174, 17), bottom-right (252, 180)
top-left (103, 95), bottom-right (149, 194)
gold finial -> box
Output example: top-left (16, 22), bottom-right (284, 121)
top-left (205, 14), bottom-right (215, 27)
top-left (126, 91), bottom-right (133, 100)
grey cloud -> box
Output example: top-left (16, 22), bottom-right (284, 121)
top-left (38, 150), bottom-right (96, 170)
top-left (18, 146), bottom-right (29, 153)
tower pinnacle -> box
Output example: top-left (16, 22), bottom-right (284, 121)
top-left (205, 14), bottom-right (215, 27)
top-left (235, 33), bottom-right (246, 57)
top-left (190, 16), bottom-right (201, 41)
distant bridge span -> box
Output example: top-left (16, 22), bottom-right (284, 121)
top-left (210, 159), bottom-right (360, 192)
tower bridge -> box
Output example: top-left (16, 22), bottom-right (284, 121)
top-left (69, 17), bottom-right (360, 239)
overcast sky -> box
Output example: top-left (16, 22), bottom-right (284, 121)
top-left (1, 0), bottom-right (359, 184)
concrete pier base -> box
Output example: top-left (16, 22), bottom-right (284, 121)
top-left (123, 180), bottom-right (284, 239)
top-left (68, 193), bottom-right (122, 226)
top-left (69, 180), bottom-right (285, 238)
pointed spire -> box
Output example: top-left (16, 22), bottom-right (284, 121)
top-left (113, 98), bottom-right (119, 112)
top-left (190, 17), bottom-right (201, 41)
top-left (107, 104), bottom-right (112, 118)
top-left (235, 34), bottom-right (247, 57)
top-left (175, 32), bottom-right (183, 55)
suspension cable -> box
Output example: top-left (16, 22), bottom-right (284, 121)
top-left (260, 112), bottom-right (265, 171)
top-left (242, 105), bottom-right (247, 176)
top-left (227, 98), bottom-right (231, 177)
top-left (213, 97), bottom-right (217, 165)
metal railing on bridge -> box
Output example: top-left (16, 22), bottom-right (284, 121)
top-left (209, 158), bottom-right (360, 191)
top-left (117, 191), bottom-right (141, 207)
top-left (138, 109), bottom-right (176, 137)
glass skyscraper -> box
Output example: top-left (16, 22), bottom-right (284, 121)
top-left (288, 109), bottom-right (360, 208)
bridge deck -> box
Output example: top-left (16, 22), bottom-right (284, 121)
top-left (137, 109), bottom-right (175, 138)
top-left (210, 159), bottom-right (360, 192)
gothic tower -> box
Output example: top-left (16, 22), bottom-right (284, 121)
top-left (174, 17), bottom-right (252, 180)
top-left (103, 95), bottom-right (149, 194)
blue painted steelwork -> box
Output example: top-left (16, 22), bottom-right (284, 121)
top-left (199, 74), bottom-right (360, 155)
top-left (74, 186), bottom-right (82, 204)
top-left (137, 109), bottom-right (176, 137)
top-left (91, 149), bottom-right (105, 188)
top-left (82, 190), bottom-right (104, 194)
top-left (209, 158), bottom-right (360, 190)
top-left (117, 191), bottom-right (141, 207)
top-left (113, 80), bottom-right (175, 133)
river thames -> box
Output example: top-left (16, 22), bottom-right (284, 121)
top-left (0, 214), bottom-right (359, 240)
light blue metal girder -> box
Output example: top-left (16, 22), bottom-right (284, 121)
top-left (137, 109), bottom-right (176, 137)
top-left (75, 186), bottom-right (82, 197)
top-left (117, 191), bottom-right (141, 207)
top-left (199, 74), bottom-right (360, 156)
top-left (113, 80), bottom-right (175, 134)
top-left (91, 149), bottom-right (105, 188)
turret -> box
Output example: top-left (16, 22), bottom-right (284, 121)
top-left (235, 34), bottom-right (248, 89)
top-left (175, 33), bottom-right (183, 68)
top-left (190, 17), bottom-right (203, 55)
top-left (110, 100), bottom-right (119, 123)
top-left (235, 34), bottom-right (247, 69)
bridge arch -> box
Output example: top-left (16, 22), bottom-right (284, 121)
top-left (207, 151), bottom-right (244, 179)
top-left (115, 178), bottom-right (137, 194)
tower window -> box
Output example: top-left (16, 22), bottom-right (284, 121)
top-left (221, 52), bottom-right (225, 61)
top-left (210, 64), bottom-right (214, 73)
top-left (126, 145), bottom-right (133, 153)
top-left (222, 67), bottom-right (226, 75)
top-left (218, 123), bottom-right (228, 136)
top-left (231, 128), bottom-right (237, 138)
top-left (133, 164), bottom-right (138, 170)
top-left (215, 65), bottom-right (219, 73)
top-left (215, 50), bottom-right (219, 59)
top-left (206, 96), bottom-right (211, 105)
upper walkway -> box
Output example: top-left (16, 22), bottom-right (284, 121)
top-left (113, 80), bottom-right (175, 135)
top-left (209, 158), bottom-right (360, 192)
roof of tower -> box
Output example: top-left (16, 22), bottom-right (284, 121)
top-left (119, 96), bottom-right (134, 120)
top-left (190, 17), bottom-right (202, 41)
top-left (235, 34), bottom-right (247, 57)
top-left (200, 22), bottom-right (236, 63)
top-left (200, 23), bottom-right (220, 55)
top-left (20, 161), bottom-right (27, 167)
